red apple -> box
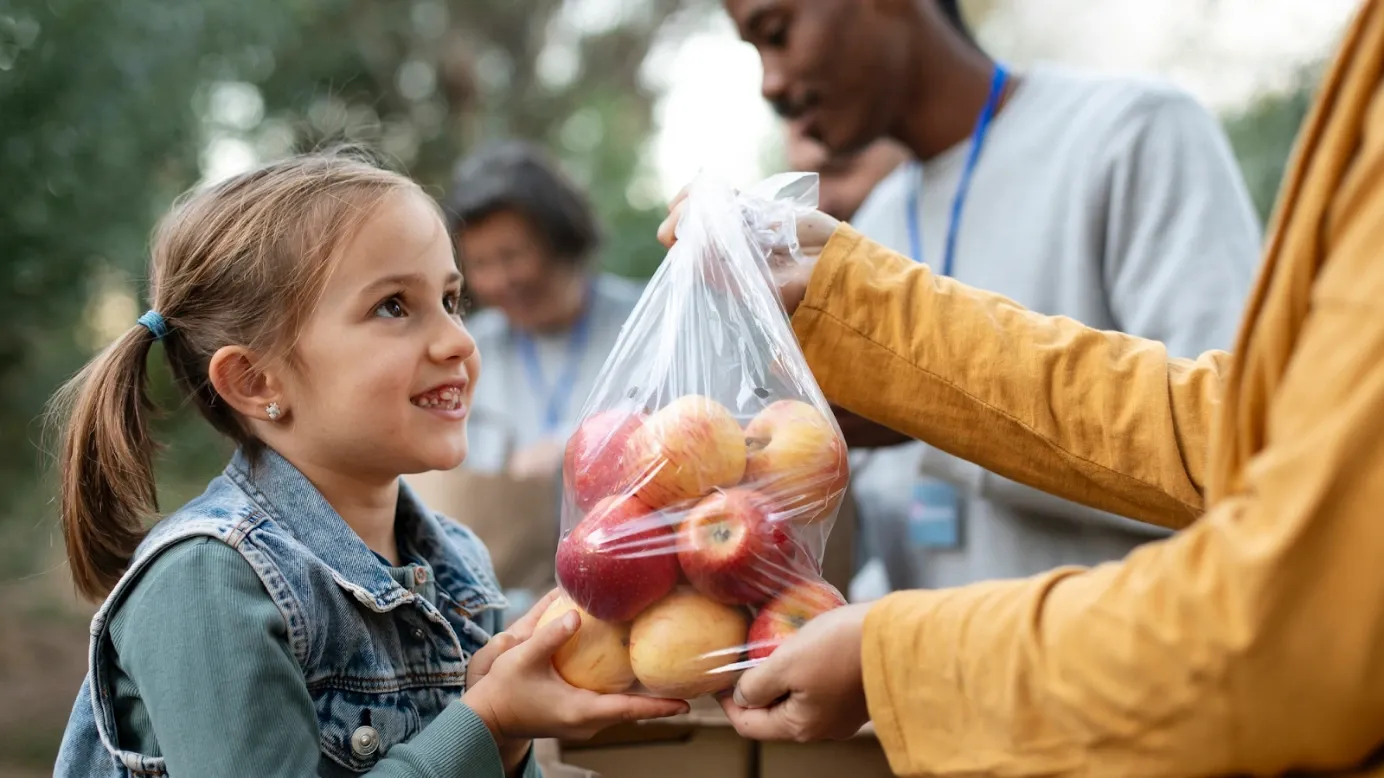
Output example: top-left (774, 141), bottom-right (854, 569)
top-left (743, 399), bottom-right (849, 524)
top-left (677, 488), bottom-right (817, 606)
top-left (555, 494), bottom-right (680, 622)
top-left (629, 588), bottom-right (749, 698)
top-left (627, 395), bottom-right (747, 509)
top-left (564, 408), bottom-right (647, 511)
top-left (747, 578), bottom-right (847, 661)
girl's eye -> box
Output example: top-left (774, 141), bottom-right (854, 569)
top-left (374, 296), bottom-right (407, 319)
top-left (443, 291), bottom-right (461, 316)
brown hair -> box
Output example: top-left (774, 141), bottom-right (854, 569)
top-left (50, 146), bottom-right (420, 601)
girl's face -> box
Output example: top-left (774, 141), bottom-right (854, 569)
top-left (276, 189), bottom-right (482, 482)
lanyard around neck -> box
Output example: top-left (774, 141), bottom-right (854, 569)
top-left (515, 286), bottom-right (594, 435)
top-left (906, 63), bottom-right (1010, 277)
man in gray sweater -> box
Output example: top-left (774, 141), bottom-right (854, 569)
top-left (725, 0), bottom-right (1263, 591)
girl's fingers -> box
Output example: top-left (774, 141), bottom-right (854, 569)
top-left (510, 588), bottom-right (562, 640)
top-left (579, 693), bottom-right (690, 726)
top-left (518, 609), bottom-right (580, 663)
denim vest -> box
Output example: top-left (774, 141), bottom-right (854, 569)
top-left (53, 448), bottom-right (508, 776)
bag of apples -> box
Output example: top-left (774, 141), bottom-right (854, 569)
top-left (545, 172), bottom-right (850, 700)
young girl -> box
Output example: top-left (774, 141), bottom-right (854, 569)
top-left (51, 148), bottom-right (688, 777)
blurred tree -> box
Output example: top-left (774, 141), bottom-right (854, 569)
top-left (0, 0), bottom-right (697, 561)
top-left (243, 0), bottom-right (687, 278)
top-left (1222, 68), bottom-right (1321, 227)
top-left (0, 0), bottom-right (309, 544)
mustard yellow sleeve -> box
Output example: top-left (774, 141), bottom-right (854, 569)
top-left (846, 28), bottom-right (1384, 776)
top-left (791, 225), bottom-right (1226, 529)
top-left (858, 261), bottom-right (1384, 777)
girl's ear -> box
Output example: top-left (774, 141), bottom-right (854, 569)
top-left (208, 346), bottom-right (288, 422)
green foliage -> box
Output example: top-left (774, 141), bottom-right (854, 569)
top-left (0, 0), bottom-right (694, 572)
top-left (1222, 68), bottom-right (1322, 226)
top-left (0, 0), bottom-right (303, 536)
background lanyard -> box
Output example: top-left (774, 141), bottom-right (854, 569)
top-left (906, 63), bottom-right (1010, 276)
top-left (516, 287), bottom-right (594, 435)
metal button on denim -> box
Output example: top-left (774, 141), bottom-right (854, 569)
top-left (412, 627), bottom-right (426, 640)
top-left (351, 725), bottom-right (380, 757)
top-left (413, 566), bottom-right (428, 585)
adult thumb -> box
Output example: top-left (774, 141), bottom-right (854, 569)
top-left (732, 655), bottom-right (791, 710)
top-left (522, 608), bottom-right (580, 663)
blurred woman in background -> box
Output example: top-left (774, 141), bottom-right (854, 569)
top-left (444, 140), bottom-right (644, 477)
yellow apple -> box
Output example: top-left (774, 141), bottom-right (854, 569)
top-left (537, 594), bottom-right (635, 694)
top-left (629, 588), bottom-right (749, 698)
top-left (743, 399), bottom-right (849, 524)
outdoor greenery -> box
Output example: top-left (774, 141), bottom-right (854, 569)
top-left (0, 0), bottom-right (1324, 770)
top-left (0, 0), bottom-right (702, 574)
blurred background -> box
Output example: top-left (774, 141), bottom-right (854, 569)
top-left (0, 0), bottom-right (1358, 773)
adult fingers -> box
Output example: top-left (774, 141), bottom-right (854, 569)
top-left (667, 183), bottom-right (691, 212)
top-left (717, 695), bottom-right (798, 742)
top-left (656, 201), bottom-right (686, 248)
top-left (732, 650), bottom-right (793, 709)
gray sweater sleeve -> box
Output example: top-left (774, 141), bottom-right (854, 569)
top-left (1100, 87), bottom-right (1262, 360)
top-left (109, 538), bottom-right (516, 777)
top-left (920, 87), bottom-right (1260, 530)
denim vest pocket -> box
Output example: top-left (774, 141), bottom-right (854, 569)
top-left (313, 687), bottom-right (422, 773)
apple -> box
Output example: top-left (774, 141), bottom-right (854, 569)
top-left (555, 494), bottom-right (680, 622)
top-left (629, 588), bottom-right (749, 698)
top-left (677, 488), bottom-right (818, 606)
top-left (564, 408), bottom-right (647, 512)
top-left (627, 395), bottom-right (747, 509)
top-left (743, 399), bottom-right (849, 524)
top-left (536, 594), bottom-right (635, 694)
top-left (747, 578), bottom-right (847, 661)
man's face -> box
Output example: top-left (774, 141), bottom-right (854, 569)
top-left (726, 0), bottom-right (907, 156)
top-left (786, 123), bottom-right (910, 219)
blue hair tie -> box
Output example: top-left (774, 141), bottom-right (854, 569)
top-left (137, 310), bottom-right (170, 341)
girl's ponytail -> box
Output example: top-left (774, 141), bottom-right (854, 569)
top-left (46, 148), bottom-right (416, 602)
top-left (51, 322), bottom-right (161, 601)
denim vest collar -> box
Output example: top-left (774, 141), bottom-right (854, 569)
top-left (226, 447), bottom-right (504, 615)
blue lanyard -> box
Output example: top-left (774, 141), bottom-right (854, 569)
top-left (515, 289), bottom-right (594, 435)
top-left (906, 63), bottom-right (1009, 276)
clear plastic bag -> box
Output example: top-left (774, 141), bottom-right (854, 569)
top-left (546, 172), bottom-right (850, 700)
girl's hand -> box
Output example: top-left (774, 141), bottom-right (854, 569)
top-left (464, 589), bottom-right (563, 775)
top-left (464, 610), bottom-right (691, 742)
top-left (467, 588), bottom-right (562, 690)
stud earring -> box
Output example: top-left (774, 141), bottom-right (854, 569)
top-left (266, 402), bottom-right (282, 421)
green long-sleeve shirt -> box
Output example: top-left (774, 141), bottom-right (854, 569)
top-left (106, 537), bottom-right (540, 778)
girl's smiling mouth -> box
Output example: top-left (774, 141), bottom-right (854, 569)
top-left (411, 382), bottom-right (468, 417)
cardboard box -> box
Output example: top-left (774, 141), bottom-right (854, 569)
top-left (403, 467), bottom-right (560, 596)
top-left (759, 724), bottom-right (893, 778)
top-left (557, 702), bottom-right (753, 778)
top-left (534, 739), bottom-right (599, 778)
top-left (549, 699), bottom-right (892, 778)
